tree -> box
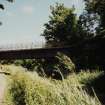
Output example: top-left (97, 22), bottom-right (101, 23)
top-left (76, 0), bottom-right (105, 70)
top-left (42, 3), bottom-right (81, 47)
top-left (78, 11), bottom-right (99, 38)
top-left (84, 0), bottom-right (105, 34)
top-left (0, 0), bottom-right (14, 25)
top-left (0, 0), bottom-right (13, 10)
top-left (0, 4), bottom-right (4, 10)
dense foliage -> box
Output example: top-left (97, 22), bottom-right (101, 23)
top-left (3, 65), bottom-right (103, 105)
top-left (42, 2), bottom-right (105, 70)
top-left (42, 3), bottom-right (83, 47)
top-left (37, 52), bottom-right (75, 79)
top-left (84, 0), bottom-right (105, 32)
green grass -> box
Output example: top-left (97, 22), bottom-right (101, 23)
top-left (2, 65), bottom-right (103, 105)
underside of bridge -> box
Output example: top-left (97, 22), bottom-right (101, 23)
top-left (0, 47), bottom-right (72, 59)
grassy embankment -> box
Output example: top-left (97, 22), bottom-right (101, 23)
top-left (1, 65), bottom-right (104, 105)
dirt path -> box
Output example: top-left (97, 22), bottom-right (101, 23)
top-left (0, 74), bottom-right (7, 105)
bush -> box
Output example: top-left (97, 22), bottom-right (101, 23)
top-left (4, 65), bottom-right (101, 105)
top-left (55, 52), bottom-right (75, 73)
top-left (37, 52), bottom-right (76, 79)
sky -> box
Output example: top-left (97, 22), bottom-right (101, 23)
top-left (0, 0), bottom-right (84, 46)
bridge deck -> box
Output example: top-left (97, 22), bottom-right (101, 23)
top-left (0, 47), bottom-right (72, 59)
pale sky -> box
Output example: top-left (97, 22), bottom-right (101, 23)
top-left (0, 0), bottom-right (84, 46)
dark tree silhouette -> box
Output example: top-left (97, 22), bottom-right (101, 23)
top-left (42, 3), bottom-right (82, 47)
top-left (84, 0), bottom-right (105, 34)
top-left (0, 0), bottom-right (14, 25)
top-left (0, 4), bottom-right (4, 10)
top-left (0, 0), bottom-right (13, 9)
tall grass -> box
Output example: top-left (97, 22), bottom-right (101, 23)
top-left (3, 65), bottom-right (102, 105)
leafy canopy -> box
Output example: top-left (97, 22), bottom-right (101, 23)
top-left (0, 0), bottom-right (13, 10)
top-left (42, 3), bottom-right (80, 47)
top-left (84, 0), bottom-right (105, 34)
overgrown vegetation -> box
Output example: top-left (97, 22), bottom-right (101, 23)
top-left (0, 0), bottom-right (105, 105)
top-left (0, 52), bottom-right (75, 79)
top-left (2, 65), bottom-right (103, 105)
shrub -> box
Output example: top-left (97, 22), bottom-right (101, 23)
top-left (4, 66), bottom-right (101, 105)
top-left (38, 52), bottom-right (76, 79)
top-left (55, 52), bottom-right (75, 73)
